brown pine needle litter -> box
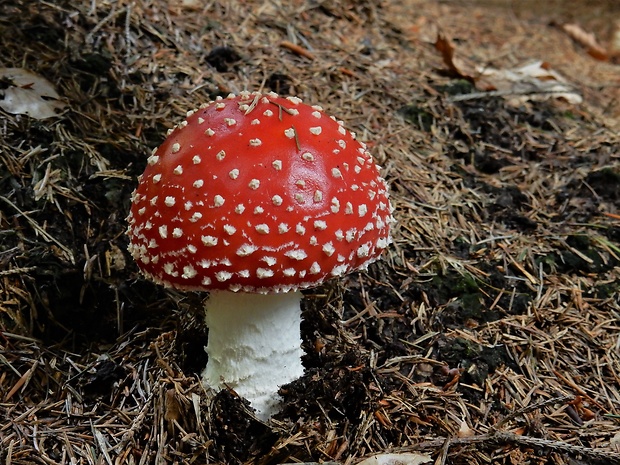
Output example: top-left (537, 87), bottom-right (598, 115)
top-left (2, 0), bottom-right (620, 464)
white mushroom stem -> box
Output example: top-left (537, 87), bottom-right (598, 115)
top-left (201, 290), bottom-right (304, 420)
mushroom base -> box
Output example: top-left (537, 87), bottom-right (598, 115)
top-left (201, 290), bottom-right (304, 419)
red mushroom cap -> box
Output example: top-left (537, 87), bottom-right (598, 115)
top-left (127, 92), bottom-right (393, 293)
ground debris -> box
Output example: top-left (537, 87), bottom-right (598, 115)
top-left (1, 0), bottom-right (620, 464)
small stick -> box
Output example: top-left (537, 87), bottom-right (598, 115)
top-left (280, 40), bottom-right (316, 60)
top-left (393, 431), bottom-right (620, 464)
top-left (340, 67), bottom-right (358, 78)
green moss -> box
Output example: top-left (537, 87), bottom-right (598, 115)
top-left (442, 337), bottom-right (481, 363)
top-left (453, 272), bottom-right (479, 294)
top-left (436, 79), bottom-right (475, 96)
top-left (593, 282), bottom-right (620, 300)
top-left (398, 104), bottom-right (433, 131)
top-left (566, 234), bottom-right (590, 250)
top-left (460, 292), bottom-right (483, 313)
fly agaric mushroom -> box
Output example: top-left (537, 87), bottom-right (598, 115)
top-left (126, 91), bottom-right (394, 419)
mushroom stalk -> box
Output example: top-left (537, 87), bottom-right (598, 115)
top-left (201, 291), bottom-right (304, 419)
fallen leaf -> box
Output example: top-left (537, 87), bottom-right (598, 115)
top-left (433, 29), bottom-right (582, 105)
top-left (0, 68), bottom-right (66, 119)
top-left (478, 61), bottom-right (582, 105)
top-left (561, 23), bottom-right (608, 61)
top-left (356, 452), bottom-right (432, 465)
top-left (434, 32), bottom-right (479, 83)
top-left (164, 388), bottom-right (182, 423)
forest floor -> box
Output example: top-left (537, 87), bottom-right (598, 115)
top-left (1, 0), bottom-right (620, 464)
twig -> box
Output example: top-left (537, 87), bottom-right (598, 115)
top-left (124, 2), bottom-right (133, 60)
top-left (0, 266), bottom-right (36, 277)
top-left (280, 40), bottom-right (316, 60)
top-left (447, 87), bottom-right (580, 102)
top-left (395, 431), bottom-right (620, 464)
top-left (114, 390), bottom-right (156, 452)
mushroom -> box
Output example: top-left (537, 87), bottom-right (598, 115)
top-left (126, 91), bottom-right (394, 419)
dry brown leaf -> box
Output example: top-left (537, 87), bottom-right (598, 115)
top-left (478, 61), bottom-right (582, 105)
top-left (0, 68), bottom-right (66, 119)
top-left (164, 388), bottom-right (181, 423)
top-left (434, 32), bottom-right (479, 83)
top-left (561, 23), bottom-right (609, 61)
top-left (356, 452), bottom-right (432, 465)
